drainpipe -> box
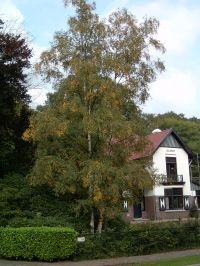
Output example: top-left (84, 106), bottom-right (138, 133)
top-left (197, 153), bottom-right (200, 186)
top-left (154, 194), bottom-right (157, 220)
top-left (189, 159), bottom-right (193, 187)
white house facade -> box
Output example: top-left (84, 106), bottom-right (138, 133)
top-left (128, 128), bottom-right (198, 221)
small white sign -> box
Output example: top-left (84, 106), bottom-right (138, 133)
top-left (77, 237), bottom-right (85, 242)
top-left (166, 149), bottom-right (175, 153)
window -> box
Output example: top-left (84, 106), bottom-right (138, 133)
top-left (166, 157), bottom-right (177, 181)
top-left (165, 188), bottom-right (183, 210)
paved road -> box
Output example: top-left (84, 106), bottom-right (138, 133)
top-left (1, 248), bottom-right (200, 266)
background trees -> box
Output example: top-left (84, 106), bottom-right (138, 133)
top-left (25, 0), bottom-right (165, 233)
top-left (0, 20), bottom-right (33, 175)
top-left (0, 19), bottom-right (36, 227)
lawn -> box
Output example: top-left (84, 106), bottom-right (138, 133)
top-left (117, 255), bottom-right (200, 266)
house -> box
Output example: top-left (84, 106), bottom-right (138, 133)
top-left (127, 128), bottom-right (198, 221)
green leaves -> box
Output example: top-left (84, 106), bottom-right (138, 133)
top-left (0, 227), bottom-right (77, 261)
top-left (0, 20), bottom-right (33, 176)
top-left (27, 0), bottom-right (165, 231)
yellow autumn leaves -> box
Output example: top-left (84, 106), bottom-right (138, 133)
top-left (23, 110), bottom-right (68, 142)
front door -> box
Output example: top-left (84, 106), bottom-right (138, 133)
top-left (133, 203), bottom-right (142, 219)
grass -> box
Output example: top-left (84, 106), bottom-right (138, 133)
top-left (117, 254), bottom-right (200, 266)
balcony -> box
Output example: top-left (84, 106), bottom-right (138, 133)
top-left (161, 174), bottom-right (185, 185)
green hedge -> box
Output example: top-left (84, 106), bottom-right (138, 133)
top-left (75, 221), bottom-right (200, 260)
top-left (0, 226), bottom-right (77, 261)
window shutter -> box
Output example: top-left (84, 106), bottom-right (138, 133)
top-left (159, 197), bottom-right (166, 211)
top-left (184, 196), bottom-right (190, 210)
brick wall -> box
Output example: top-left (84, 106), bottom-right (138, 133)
top-left (144, 196), bottom-right (156, 219)
top-left (144, 196), bottom-right (190, 220)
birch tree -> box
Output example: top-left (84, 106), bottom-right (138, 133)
top-left (25, 0), bottom-right (165, 233)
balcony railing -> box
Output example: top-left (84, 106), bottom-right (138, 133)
top-left (160, 174), bottom-right (185, 185)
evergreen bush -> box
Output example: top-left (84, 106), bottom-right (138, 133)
top-left (0, 226), bottom-right (77, 261)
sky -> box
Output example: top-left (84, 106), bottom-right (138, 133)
top-left (1, 0), bottom-right (200, 118)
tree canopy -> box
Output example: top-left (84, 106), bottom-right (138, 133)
top-left (0, 20), bottom-right (33, 175)
top-left (25, 0), bottom-right (165, 233)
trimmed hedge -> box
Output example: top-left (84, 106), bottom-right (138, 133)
top-left (0, 226), bottom-right (77, 261)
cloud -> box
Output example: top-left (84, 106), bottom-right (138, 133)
top-left (143, 68), bottom-right (198, 117)
top-left (28, 87), bottom-right (48, 108)
top-left (0, 0), bottom-right (24, 23)
top-left (104, 1), bottom-right (200, 55)
top-left (28, 43), bottom-right (52, 108)
top-left (30, 43), bottom-right (47, 63)
top-left (0, 0), bottom-right (50, 108)
top-left (126, 0), bottom-right (200, 118)
top-left (157, 6), bottom-right (200, 55)
top-left (110, 0), bottom-right (199, 57)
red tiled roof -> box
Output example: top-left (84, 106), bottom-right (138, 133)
top-left (130, 129), bottom-right (171, 160)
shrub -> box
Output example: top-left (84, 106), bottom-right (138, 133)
top-left (6, 215), bottom-right (74, 228)
top-left (0, 226), bottom-right (77, 261)
top-left (74, 220), bottom-right (200, 260)
top-left (190, 205), bottom-right (199, 218)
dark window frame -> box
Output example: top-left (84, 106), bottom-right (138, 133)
top-left (164, 188), bottom-right (183, 210)
top-left (166, 157), bottom-right (178, 181)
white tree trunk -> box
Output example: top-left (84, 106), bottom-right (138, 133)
top-left (90, 208), bottom-right (95, 234)
top-left (97, 210), bottom-right (103, 234)
top-left (87, 94), bottom-right (94, 234)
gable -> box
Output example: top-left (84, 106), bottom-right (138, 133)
top-left (130, 128), bottom-right (193, 160)
top-left (160, 134), bottom-right (182, 148)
